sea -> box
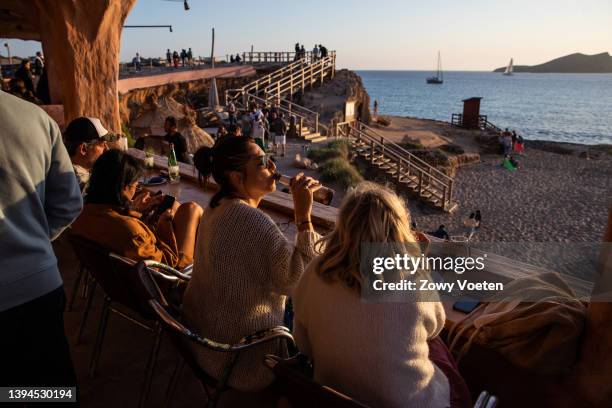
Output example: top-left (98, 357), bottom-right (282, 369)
top-left (357, 71), bottom-right (612, 145)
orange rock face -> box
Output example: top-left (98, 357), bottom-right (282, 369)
top-left (4, 0), bottom-right (137, 132)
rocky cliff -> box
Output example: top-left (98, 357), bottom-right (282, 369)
top-left (298, 69), bottom-right (371, 129)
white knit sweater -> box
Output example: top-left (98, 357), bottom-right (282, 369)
top-left (182, 199), bottom-right (320, 391)
top-left (293, 259), bottom-right (451, 408)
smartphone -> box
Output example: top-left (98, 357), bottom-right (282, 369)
top-left (155, 195), bottom-right (175, 216)
top-left (147, 194), bottom-right (175, 224)
top-left (453, 298), bottom-right (481, 314)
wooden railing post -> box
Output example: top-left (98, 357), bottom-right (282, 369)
top-left (418, 169), bottom-right (423, 195)
top-left (315, 114), bottom-right (319, 134)
top-left (370, 140), bottom-right (375, 164)
top-left (397, 159), bottom-right (402, 181)
top-left (442, 185), bottom-right (447, 209)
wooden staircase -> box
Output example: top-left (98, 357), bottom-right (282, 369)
top-left (336, 121), bottom-right (457, 212)
top-left (224, 52), bottom-right (337, 144)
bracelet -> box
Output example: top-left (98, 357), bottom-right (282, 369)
top-left (297, 220), bottom-right (312, 226)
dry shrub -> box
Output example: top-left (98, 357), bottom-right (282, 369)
top-left (376, 116), bottom-right (392, 127)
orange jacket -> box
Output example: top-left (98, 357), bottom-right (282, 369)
top-left (71, 203), bottom-right (182, 268)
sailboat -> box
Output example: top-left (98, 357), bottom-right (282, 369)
top-left (503, 58), bottom-right (514, 76)
top-left (426, 51), bottom-right (443, 84)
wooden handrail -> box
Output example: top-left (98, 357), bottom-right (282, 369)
top-left (357, 122), bottom-right (454, 184)
top-left (337, 121), bottom-right (455, 208)
top-left (226, 58), bottom-right (310, 103)
top-left (225, 51), bottom-right (336, 138)
top-left (263, 56), bottom-right (335, 100)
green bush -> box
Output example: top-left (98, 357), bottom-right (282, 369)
top-left (319, 157), bottom-right (363, 188)
top-left (307, 139), bottom-right (351, 162)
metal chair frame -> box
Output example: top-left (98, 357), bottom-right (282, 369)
top-left (131, 262), bottom-right (295, 408)
top-left (67, 235), bottom-right (191, 408)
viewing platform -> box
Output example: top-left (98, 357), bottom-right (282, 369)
top-left (117, 65), bottom-right (257, 94)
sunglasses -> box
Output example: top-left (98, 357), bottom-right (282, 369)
top-left (253, 154), bottom-right (274, 167)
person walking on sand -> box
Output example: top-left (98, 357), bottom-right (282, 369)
top-left (463, 213), bottom-right (478, 239)
top-left (373, 99), bottom-right (379, 117)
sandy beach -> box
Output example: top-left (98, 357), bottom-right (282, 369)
top-left (406, 148), bottom-right (612, 243)
top-left (275, 116), bottom-right (612, 244)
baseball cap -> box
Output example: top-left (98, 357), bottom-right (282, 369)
top-left (64, 117), bottom-right (112, 145)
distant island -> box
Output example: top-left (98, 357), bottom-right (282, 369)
top-left (493, 52), bottom-right (612, 73)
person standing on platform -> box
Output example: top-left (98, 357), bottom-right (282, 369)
top-left (166, 49), bottom-right (172, 66)
top-left (33, 51), bottom-right (45, 77)
top-left (187, 48), bottom-right (194, 67)
top-left (15, 59), bottom-right (35, 94)
top-left (164, 116), bottom-right (191, 164)
top-left (0, 91), bottom-right (83, 391)
top-left (312, 45), bottom-right (320, 61)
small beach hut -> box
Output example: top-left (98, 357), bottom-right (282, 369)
top-left (462, 97), bottom-right (482, 129)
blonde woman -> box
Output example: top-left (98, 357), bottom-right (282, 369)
top-left (293, 182), bottom-right (469, 408)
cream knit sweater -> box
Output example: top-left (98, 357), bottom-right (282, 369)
top-left (182, 199), bottom-right (320, 392)
top-left (293, 259), bottom-right (451, 408)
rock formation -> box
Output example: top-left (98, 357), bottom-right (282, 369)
top-left (1, 0), bottom-right (137, 132)
top-left (299, 69), bottom-right (371, 130)
top-left (130, 96), bottom-right (214, 153)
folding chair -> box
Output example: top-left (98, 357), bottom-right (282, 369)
top-left (127, 261), bottom-right (295, 408)
top-left (67, 234), bottom-right (190, 408)
top-left (264, 354), bottom-right (369, 408)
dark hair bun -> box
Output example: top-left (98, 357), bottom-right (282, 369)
top-left (193, 146), bottom-right (214, 178)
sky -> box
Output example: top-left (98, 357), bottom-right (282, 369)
top-left (2, 0), bottom-right (611, 71)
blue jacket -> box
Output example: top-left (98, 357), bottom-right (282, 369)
top-left (0, 91), bottom-right (83, 311)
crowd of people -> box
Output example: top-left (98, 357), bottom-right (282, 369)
top-left (1, 51), bottom-right (49, 105)
top-left (165, 48), bottom-right (195, 68)
top-left (293, 43), bottom-right (329, 61)
top-left (1, 83), bottom-right (473, 407)
top-left (221, 101), bottom-right (297, 157)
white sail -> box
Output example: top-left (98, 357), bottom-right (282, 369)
top-left (504, 58), bottom-right (514, 75)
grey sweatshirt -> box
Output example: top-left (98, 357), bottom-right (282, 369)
top-left (0, 91), bottom-right (83, 312)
